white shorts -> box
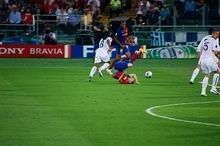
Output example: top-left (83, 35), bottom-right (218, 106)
top-left (201, 61), bottom-right (218, 74)
top-left (94, 53), bottom-right (110, 64)
top-left (213, 56), bottom-right (219, 63)
top-left (198, 56), bottom-right (219, 65)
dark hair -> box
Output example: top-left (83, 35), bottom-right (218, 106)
top-left (208, 28), bottom-right (214, 34)
top-left (102, 31), bottom-right (110, 39)
top-left (208, 28), bottom-right (220, 34)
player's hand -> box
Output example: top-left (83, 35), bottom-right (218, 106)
top-left (108, 47), bottom-right (113, 52)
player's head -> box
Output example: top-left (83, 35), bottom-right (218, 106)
top-left (120, 21), bottom-right (126, 28)
top-left (126, 35), bottom-right (135, 45)
top-left (102, 31), bottom-right (107, 39)
top-left (209, 28), bottom-right (220, 39)
top-left (45, 27), bottom-right (51, 34)
top-left (128, 77), bottom-right (135, 84)
top-left (102, 30), bottom-right (110, 39)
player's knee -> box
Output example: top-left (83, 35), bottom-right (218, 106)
top-left (94, 63), bottom-right (100, 67)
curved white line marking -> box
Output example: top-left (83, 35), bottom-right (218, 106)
top-left (146, 101), bottom-right (220, 127)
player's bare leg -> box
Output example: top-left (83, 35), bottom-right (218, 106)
top-left (108, 54), bottom-right (120, 69)
top-left (190, 65), bottom-right (201, 84)
top-left (129, 46), bottom-right (147, 66)
top-left (107, 54), bottom-right (121, 74)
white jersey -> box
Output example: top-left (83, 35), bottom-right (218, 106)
top-left (94, 37), bottom-right (113, 63)
top-left (198, 35), bottom-right (220, 64)
top-left (96, 37), bottom-right (113, 56)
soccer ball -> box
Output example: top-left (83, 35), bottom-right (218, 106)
top-left (145, 71), bottom-right (152, 78)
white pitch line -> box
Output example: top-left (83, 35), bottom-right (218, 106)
top-left (146, 101), bottom-right (220, 127)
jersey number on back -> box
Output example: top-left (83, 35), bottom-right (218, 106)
top-left (203, 39), bottom-right (210, 51)
top-left (99, 39), bottom-right (104, 48)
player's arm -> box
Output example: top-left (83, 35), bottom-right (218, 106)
top-left (213, 43), bottom-right (220, 57)
top-left (93, 26), bottom-right (102, 32)
top-left (216, 50), bottom-right (220, 59)
top-left (114, 36), bottom-right (123, 48)
top-left (107, 39), bottom-right (113, 52)
top-left (114, 33), bottom-right (125, 48)
top-left (197, 40), bottom-right (203, 58)
top-left (121, 50), bottom-right (131, 59)
top-left (125, 51), bottom-right (131, 58)
top-left (197, 49), bottom-right (202, 58)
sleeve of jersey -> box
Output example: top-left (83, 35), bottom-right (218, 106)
top-left (216, 43), bottom-right (220, 52)
top-left (197, 39), bottom-right (203, 52)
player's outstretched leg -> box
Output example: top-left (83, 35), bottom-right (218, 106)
top-left (108, 53), bottom-right (121, 69)
top-left (210, 73), bottom-right (220, 94)
top-left (130, 46), bottom-right (147, 65)
top-left (190, 67), bottom-right (200, 84)
top-left (98, 63), bottom-right (111, 77)
top-left (108, 59), bottom-right (115, 70)
top-left (201, 76), bottom-right (209, 96)
top-left (89, 66), bottom-right (98, 81)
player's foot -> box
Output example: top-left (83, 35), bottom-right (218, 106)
top-left (106, 69), bottom-right (113, 75)
top-left (210, 88), bottom-right (220, 95)
top-left (128, 63), bottom-right (133, 67)
top-left (201, 93), bottom-right (207, 97)
top-left (88, 76), bottom-right (92, 82)
top-left (189, 81), bottom-right (194, 84)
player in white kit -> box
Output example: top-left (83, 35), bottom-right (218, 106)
top-left (198, 30), bottom-right (220, 96)
top-left (190, 28), bottom-right (220, 84)
top-left (88, 32), bottom-right (113, 81)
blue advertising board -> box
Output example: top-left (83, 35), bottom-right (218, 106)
top-left (71, 45), bottom-right (140, 58)
top-left (146, 31), bottom-right (207, 47)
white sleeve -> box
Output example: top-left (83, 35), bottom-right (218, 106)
top-left (197, 39), bottom-right (203, 52)
top-left (214, 43), bottom-right (220, 52)
top-left (216, 39), bottom-right (220, 52)
top-left (107, 37), bottom-right (112, 45)
top-left (210, 38), bottom-right (220, 52)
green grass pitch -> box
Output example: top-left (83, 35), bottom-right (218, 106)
top-left (0, 58), bottom-right (219, 146)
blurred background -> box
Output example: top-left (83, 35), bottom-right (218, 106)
top-left (0, 0), bottom-right (219, 48)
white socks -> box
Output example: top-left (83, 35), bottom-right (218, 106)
top-left (190, 67), bottom-right (200, 83)
top-left (99, 63), bottom-right (110, 73)
top-left (89, 63), bottom-right (111, 78)
top-left (201, 76), bottom-right (209, 95)
top-left (211, 73), bottom-right (219, 90)
top-left (89, 66), bottom-right (97, 77)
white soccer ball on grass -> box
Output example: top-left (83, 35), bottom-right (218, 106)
top-left (145, 71), bottom-right (152, 78)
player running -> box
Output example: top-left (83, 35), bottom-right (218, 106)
top-left (107, 35), bottom-right (146, 74)
top-left (190, 28), bottom-right (219, 84)
top-left (88, 32), bottom-right (113, 81)
top-left (198, 30), bottom-right (220, 96)
top-left (108, 21), bottom-right (130, 69)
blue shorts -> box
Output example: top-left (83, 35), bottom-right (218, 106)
top-left (114, 61), bottom-right (128, 71)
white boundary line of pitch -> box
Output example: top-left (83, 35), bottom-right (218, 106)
top-left (145, 100), bottom-right (220, 127)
